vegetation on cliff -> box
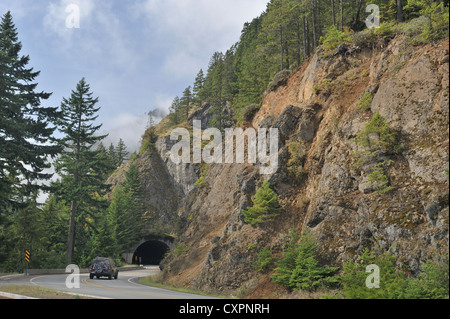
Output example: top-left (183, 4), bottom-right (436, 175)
top-left (1, 1), bottom-right (449, 300)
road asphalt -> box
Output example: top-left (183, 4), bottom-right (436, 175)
top-left (0, 267), bottom-right (217, 300)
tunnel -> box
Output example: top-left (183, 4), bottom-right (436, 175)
top-left (132, 240), bottom-right (170, 265)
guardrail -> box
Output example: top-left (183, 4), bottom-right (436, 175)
top-left (25, 266), bottom-right (145, 276)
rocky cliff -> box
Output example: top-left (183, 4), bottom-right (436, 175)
top-left (112, 35), bottom-right (449, 297)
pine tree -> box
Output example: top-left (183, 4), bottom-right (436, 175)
top-left (108, 163), bottom-right (144, 253)
top-left (243, 181), bottom-right (282, 227)
top-left (193, 69), bottom-right (205, 103)
top-left (180, 86), bottom-right (193, 121)
top-left (115, 138), bottom-right (128, 167)
top-left (55, 78), bottom-right (109, 264)
top-left (272, 230), bottom-right (338, 291)
top-left (168, 96), bottom-right (181, 125)
top-left (0, 11), bottom-right (60, 213)
top-left (288, 231), bottom-right (339, 291)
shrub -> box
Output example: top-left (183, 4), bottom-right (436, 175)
top-left (243, 181), bottom-right (282, 227)
top-left (253, 247), bottom-right (275, 274)
top-left (351, 28), bottom-right (377, 48)
top-left (405, 1), bottom-right (449, 42)
top-left (340, 249), bottom-right (406, 299)
top-left (367, 162), bottom-right (394, 194)
top-left (320, 25), bottom-right (352, 51)
top-left (271, 230), bottom-right (339, 292)
top-left (373, 21), bottom-right (396, 37)
top-left (355, 112), bottom-right (398, 166)
top-left (341, 249), bottom-right (449, 299)
top-left (287, 141), bottom-right (306, 184)
top-left (174, 243), bottom-right (187, 256)
top-left (195, 165), bottom-right (209, 189)
top-left (357, 92), bottom-right (373, 111)
top-left (400, 256), bottom-right (449, 299)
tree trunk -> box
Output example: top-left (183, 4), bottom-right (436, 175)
top-left (353, 0), bottom-right (363, 30)
top-left (340, 0), bottom-right (344, 32)
top-left (67, 201), bottom-right (76, 265)
top-left (397, 0), bottom-right (403, 23)
top-left (331, 0), bottom-right (336, 26)
top-left (284, 40), bottom-right (290, 69)
top-left (280, 26), bottom-right (284, 70)
top-left (312, 0), bottom-right (318, 49)
top-left (296, 21), bottom-right (302, 65)
top-left (303, 16), bottom-right (310, 58)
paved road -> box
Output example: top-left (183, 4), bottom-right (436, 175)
top-left (0, 267), bottom-right (216, 300)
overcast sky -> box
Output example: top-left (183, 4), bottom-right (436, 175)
top-left (0, 0), bottom-right (268, 152)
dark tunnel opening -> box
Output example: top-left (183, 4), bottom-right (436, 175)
top-left (132, 240), bottom-right (170, 265)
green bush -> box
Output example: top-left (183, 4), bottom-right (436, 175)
top-left (195, 165), bottom-right (209, 189)
top-left (373, 21), bottom-right (396, 37)
top-left (340, 249), bottom-right (405, 299)
top-left (367, 161), bottom-right (394, 194)
top-left (351, 28), bottom-right (377, 48)
top-left (320, 25), bottom-right (351, 51)
top-left (287, 141), bottom-right (306, 183)
top-left (243, 181), bottom-right (282, 227)
top-left (357, 92), bottom-right (373, 111)
top-left (405, 1), bottom-right (449, 43)
top-left (354, 112), bottom-right (398, 167)
top-left (253, 247), bottom-right (275, 274)
top-left (400, 257), bottom-right (449, 299)
top-left (271, 230), bottom-right (339, 292)
top-left (341, 249), bottom-right (449, 299)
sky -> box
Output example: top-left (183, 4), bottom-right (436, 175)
top-left (0, 0), bottom-right (268, 152)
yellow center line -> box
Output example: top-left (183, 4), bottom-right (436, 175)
top-left (81, 277), bottom-right (178, 299)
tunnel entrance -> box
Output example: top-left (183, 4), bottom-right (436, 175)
top-left (132, 240), bottom-right (170, 265)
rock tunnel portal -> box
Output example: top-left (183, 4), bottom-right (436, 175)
top-left (132, 240), bottom-right (170, 265)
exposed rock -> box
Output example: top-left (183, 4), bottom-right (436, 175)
top-left (121, 36), bottom-right (449, 297)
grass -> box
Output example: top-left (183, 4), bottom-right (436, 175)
top-left (0, 285), bottom-right (96, 299)
top-left (138, 275), bottom-right (229, 299)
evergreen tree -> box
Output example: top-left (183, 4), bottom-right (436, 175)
top-left (0, 11), bottom-right (59, 213)
top-left (54, 78), bottom-right (109, 264)
top-left (108, 143), bottom-right (117, 167)
top-left (115, 138), bottom-right (128, 167)
top-left (288, 231), bottom-right (339, 291)
top-left (272, 230), bottom-right (338, 291)
top-left (108, 163), bottom-right (144, 253)
top-left (180, 86), bottom-right (193, 121)
top-left (168, 96), bottom-right (182, 125)
top-left (193, 69), bottom-right (205, 102)
top-left (243, 181), bottom-right (282, 227)
top-left (271, 230), bottom-right (300, 287)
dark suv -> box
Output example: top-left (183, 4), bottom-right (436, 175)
top-left (89, 257), bottom-right (119, 280)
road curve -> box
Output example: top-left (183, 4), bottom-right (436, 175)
top-left (5, 267), bottom-right (217, 300)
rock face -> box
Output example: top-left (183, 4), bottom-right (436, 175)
top-left (115, 36), bottom-right (449, 296)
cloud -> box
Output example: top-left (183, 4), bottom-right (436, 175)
top-left (101, 113), bottom-right (148, 153)
top-left (43, 0), bottom-right (142, 72)
top-left (134, 0), bottom-right (268, 78)
top-left (43, 0), bottom-right (95, 39)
